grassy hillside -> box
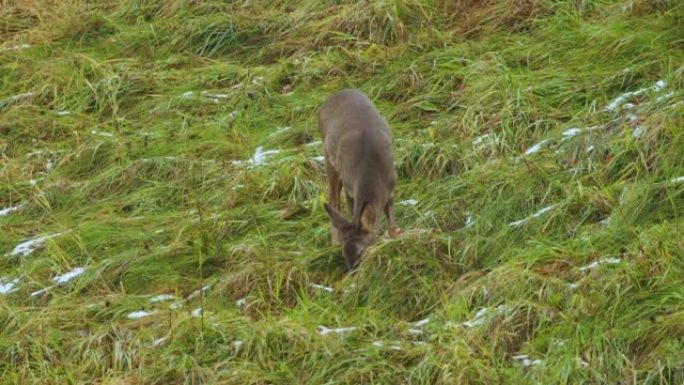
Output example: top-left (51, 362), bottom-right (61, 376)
top-left (1, 0), bottom-right (683, 383)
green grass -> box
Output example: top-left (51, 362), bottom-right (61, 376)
top-left (1, 0), bottom-right (684, 383)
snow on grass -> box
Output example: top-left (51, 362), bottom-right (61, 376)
top-left (30, 287), bottom-right (50, 297)
top-left (579, 258), bottom-right (621, 272)
top-left (313, 155), bottom-right (325, 163)
top-left (509, 205), bottom-right (556, 227)
top-left (399, 199), bottom-right (418, 206)
top-left (53, 267), bottom-right (86, 284)
top-left (0, 204), bottom-right (23, 216)
top-left (236, 297), bottom-right (247, 307)
top-left (461, 307), bottom-right (490, 328)
top-left (91, 129), bottom-right (114, 138)
top-left (149, 294), bottom-right (175, 303)
top-left (372, 340), bottom-right (402, 350)
top-left (0, 277), bottom-right (21, 294)
top-left (523, 139), bottom-right (551, 156)
top-left (0, 92), bottom-right (33, 108)
top-left (464, 215), bottom-right (474, 229)
top-left (413, 318), bottom-right (430, 327)
top-left (472, 134), bottom-right (491, 146)
top-left (200, 91), bottom-right (229, 100)
top-left (461, 305), bottom-right (508, 328)
top-left (605, 80), bottom-right (668, 111)
top-left (127, 310), bottom-right (157, 319)
top-left (55, 111), bottom-right (70, 116)
top-left (5, 233), bottom-right (63, 257)
top-left (561, 126), bottom-right (598, 141)
top-left (317, 326), bottom-right (357, 336)
top-left (191, 308), bottom-right (203, 318)
top-left (670, 176), bottom-right (684, 183)
top-left (232, 147), bottom-right (281, 167)
top-left (309, 283), bottom-right (333, 293)
top-left (251, 147), bottom-right (280, 165)
top-left (513, 354), bottom-right (543, 368)
top-left (152, 337), bottom-right (168, 347)
top-left (2, 44), bottom-right (31, 51)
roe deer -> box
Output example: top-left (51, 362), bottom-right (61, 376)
top-left (319, 89), bottom-right (398, 269)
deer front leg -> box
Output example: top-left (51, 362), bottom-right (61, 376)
top-left (384, 196), bottom-right (398, 238)
top-left (325, 159), bottom-right (342, 245)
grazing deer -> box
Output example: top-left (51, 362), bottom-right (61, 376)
top-left (319, 89), bottom-right (398, 269)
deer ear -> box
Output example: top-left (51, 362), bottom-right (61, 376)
top-left (324, 203), bottom-right (351, 229)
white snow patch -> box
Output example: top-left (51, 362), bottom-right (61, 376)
top-left (372, 340), bottom-right (402, 350)
top-left (407, 328), bottom-right (423, 335)
top-left (127, 310), bottom-right (157, 319)
top-left (91, 130), bottom-right (114, 138)
top-left (414, 318), bottom-right (430, 327)
top-left (236, 297), bottom-right (247, 307)
top-left (317, 326), bottom-right (357, 336)
top-left (232, 340), bottom-right (244, 349)
top-left (656, 92), bottom-right (674, 103)
top-left (462, 305), bottom-right (508, 328)
top-left (399, 199), bottom-right (418, 206)
top-left (309, 283), bottom-right (333, 293)
top-left (670, 176), bottom-right (684, 183)
top-left (605, 80), bottom-right (668, 111)
top-left (191, 308), bottom-right (203, 318)
top-left (561, 126), bottom-right (597, 141)
top-left (342, 283), bottom-right (357, 294)
top-left (567, 282), bottom-right (580, 289)
top-left (250, 146), bottom-right (280, 165)
top-left (29, 179), bottom-right (38, 186)
top-left (0, 204), bottom-right (23, 216)
top-left (0, 277), bottom-right (21, 294)
top-left (3, 44), bottom-right (31, 51)
top-left (561, 127), bottom-right (582, 139)
top-left (1, 92), bottom-right (33, 106)
top-left (200, 91), bottom-right (229, 100)
top-left (513, 354), bottom-right (543, 368)
top-left (464, 215), bottom-right (474, 229)
top-left (313, 156), bottom-right (325, 163)
top-left (30, 287), bottom-right (51, 297)
top-left (152, 337), bottom-right (168, 347)
top-left (586, 145), bottom-right (594, 153)
top-left (472, 134), bottom-right (490, 146)
top-left (149, 294), bottom-right (175, 303)
top-left (632, 125), bottom-right (646, 138)
top-left (55, 111), bottom-right (70, 116)
top-left (306, 140), bottom-right (322, 147)
top-left (579, 257), bottom-right (621, 272)
top-left (181, 91), bottom-right (194, 97)
top-left (53, 267), bottom-right (86, 284)
top-left (462, 307), bottom-right (490, 328)
top-left (187, 284), bottom-right (211, 300)
top-left (5, 233), bottom-right (63, 257)
top-left (524, 139), bottom-right (551, 156)
top-left (509, 205), bottom-right (556, 227)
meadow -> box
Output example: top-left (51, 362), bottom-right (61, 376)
top-left (1, 0), bottom-right (683, 383)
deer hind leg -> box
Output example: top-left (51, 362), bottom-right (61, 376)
top-left (384, 195), bottom-right (398, 238)
top-left (325, 159), bottom-right (343, 245)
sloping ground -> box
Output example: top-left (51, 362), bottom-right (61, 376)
top-left (1, 0), bottom-right (683, 383)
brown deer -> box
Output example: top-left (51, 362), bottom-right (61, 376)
top-left (319, 89), bottom-right (398, 269)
